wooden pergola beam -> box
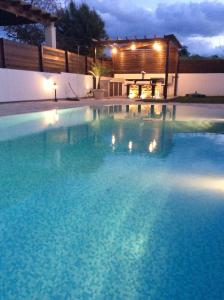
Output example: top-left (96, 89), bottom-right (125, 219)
top-left (93, 35), bottom-right (182, 49)
top-left (93, 37), bottom-right (165, 46)
top-left (0, 0), bottom-right (57, 26)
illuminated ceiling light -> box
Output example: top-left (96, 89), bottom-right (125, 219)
top-left (153, 42), bottom-right (162, 52)
top-left (112, 47), bottom-right (118, 55)
top-left (130, 42), bottom-right (136, 51)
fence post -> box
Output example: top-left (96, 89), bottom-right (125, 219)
top-left (0, 39), bottom-right (6, 68)
top-left (39, 45), bottom-right (43, 72)
top-left (164, 40), bottom-right (170, 100)
top-left (65, 51), bottom-right (69, 73)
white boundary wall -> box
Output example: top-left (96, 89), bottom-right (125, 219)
top-left (0, 69), bottom-right (93, 102)
top-left (178, 73), bottom-right (224, 96)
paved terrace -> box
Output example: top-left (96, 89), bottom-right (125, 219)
top-left (0, 98), bottom-right (224, 120)
top-left (0, 98), bottom-right (141, 117)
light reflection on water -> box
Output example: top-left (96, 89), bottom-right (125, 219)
top-left (0, 105), bottom-right (224, 299)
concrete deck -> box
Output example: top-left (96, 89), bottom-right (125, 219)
top-left (0, 98), bottom-right (139, 117)
top-left (0, 98), bottom-right (224, 119)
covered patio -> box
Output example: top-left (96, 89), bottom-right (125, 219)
top-left (93, 35), bottom-right (182, 100)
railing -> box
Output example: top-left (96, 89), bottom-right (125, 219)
top-left (0, 38), bottom-right (113, 75)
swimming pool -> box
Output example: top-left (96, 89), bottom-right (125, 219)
top-left (1, 104), bottom-right (224, 299)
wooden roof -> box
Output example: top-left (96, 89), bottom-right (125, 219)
top-left (93, 34), bottom-right (182, 49)
top-left (0, 0), bottom-right (57, 26)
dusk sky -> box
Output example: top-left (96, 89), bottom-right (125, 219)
top-left (75, 0), bottom-right (224, 56)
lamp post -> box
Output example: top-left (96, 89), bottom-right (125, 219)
top-left (53, 82), bottom-right (58, 102)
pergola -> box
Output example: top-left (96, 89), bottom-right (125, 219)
top-left (93, 35), bottom-right (181, 49)
top-left (0, 0), bottom-right (57, 48)
top-left (93, 35), bottom-right (182, 99)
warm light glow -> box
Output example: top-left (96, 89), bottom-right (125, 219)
top-left (55, 109), bottom-right (59, 122)
top-left (141, 85), bottom-right (152, 99)
top-left (154, 83), bottom-right (163, 99)
top-left (129, 84), bottom-right (139, 99)
top-left (154, 105), bottom-right (162, 114)
top-left (43, 79), bottom-right (58, 92)
top-left (175, 175), bottom-right (224, 194)
top-left (128, 141), bottom-right (133, 151)
top-left (149, 139), bottom-right (157, 153)
top-left (129, 105), bottom-right (138, 113)
top-left (130, 43), bottom-right (136, 51)
top-left (112, 135), bottom-right (116, 145)
top-left (44, 109), bottom-right (60, 126)
top-left (112, 47), bottom-right (118, 55)
top-left (153, 42), bottom-right (162, 52)
top-left (129, 93), bottom-right (135, 99)
top-left (43, 78), bottom-right (53, 92)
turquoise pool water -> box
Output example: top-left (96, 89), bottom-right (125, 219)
top-left (1, 105), bottom-right (224, 299)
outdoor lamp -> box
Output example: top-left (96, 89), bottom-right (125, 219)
top-left (153, 42), bottom-right (162, 52)
top-left (131, 42), bottom-right (136, 51)
top-left (112, 47), bottom-right (118, 55)
top-left (53, 82), bottom-right (58, 102)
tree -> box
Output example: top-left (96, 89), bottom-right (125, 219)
top-left (4, 0), bottom-right (61, 46)
top-left (180, 45), bottom-right (190, 58)
top-left (56, 1), bottom-right (108, 55)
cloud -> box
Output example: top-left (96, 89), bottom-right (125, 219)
top-left (75, 0), bottom-right (224, 55)
top-left (156, 1), bottom-right (224, 37)
top-left (185, 35), bottom-right (224, 56)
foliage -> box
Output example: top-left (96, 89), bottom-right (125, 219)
top-left (56, 1), bottom-right (108, 55)
top-left (89, 62), bottom-right (110, 89)
top-left (179, 45), bottom-right (190, 57)
top-left (4, 0), bottom-right (61, 46)
top-left (180, 46), bottom-right (222, 60)
top-left (4, 0), bottom-right (107, 53)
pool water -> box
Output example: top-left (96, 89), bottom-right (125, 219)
top-left (1, 105), bottom-right (224, 299)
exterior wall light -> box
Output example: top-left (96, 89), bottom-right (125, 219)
top-left (112, 47), bottom-right (118, 55)
top-left (153, 42), bottom-right (162, 52)
top-left (130, 43), bottom-right (136, 51)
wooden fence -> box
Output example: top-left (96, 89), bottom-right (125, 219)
top-left (0, 38), bottom-right (113, 75)
top-left (179, 59), bottom-right (224, 73)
